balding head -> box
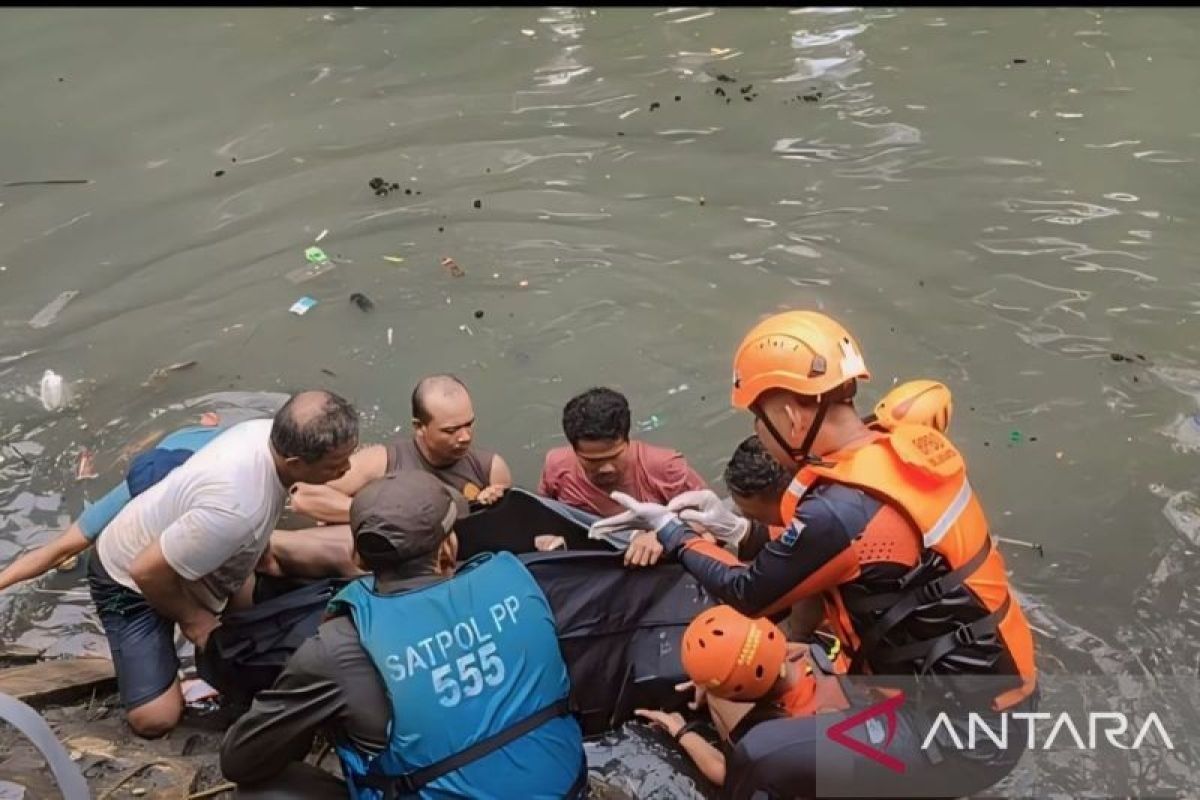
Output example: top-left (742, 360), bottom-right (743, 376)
top-left (270, 390), bottom-right (360, 486)
top-left (411, 374), bottom-right (469, 424)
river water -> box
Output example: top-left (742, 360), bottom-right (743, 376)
top-left (1, 7), bottom-right (1199, 795)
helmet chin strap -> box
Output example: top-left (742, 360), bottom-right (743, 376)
top-left (753, 394), bottom-right (833, 467)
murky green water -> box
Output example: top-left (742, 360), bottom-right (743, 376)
top-left (1, 6), bottom-right (1199, 793)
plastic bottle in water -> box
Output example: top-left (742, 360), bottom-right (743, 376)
top-left (39, 369), bottom-right (66, 411)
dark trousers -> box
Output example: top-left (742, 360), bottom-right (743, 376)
top-left (233, 762), bottom-right (347, 800)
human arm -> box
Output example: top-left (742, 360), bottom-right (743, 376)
top-left (77, 483), bottom-right (134, 540)
top-left (132, 501), bottom-right (258, 646)
top-left (634, 710), bottom-right (727, 787)
top-left (220, 634), bottom-right (349, 784)
top-left (128, 539), bottom-right (219, 650)
top-left (289, 445), bottom-right (388, 523)
top-left (475, 453), bottom-right (514, 506)
top-left (0, 524), bottom-right (90, 591)
top-left (649, 492), bottom-right (861, 618)
top-left (536, 454), bottom-right (556, 499)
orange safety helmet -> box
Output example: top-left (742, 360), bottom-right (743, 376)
top-left (731, 311), bottom-right (871, 410)
top-left (872, 379), bottom-right (953, 433)
top-left (681, 605), bottom-right (788, 701)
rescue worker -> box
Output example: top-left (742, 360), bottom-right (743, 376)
top-left (635, 605), bottom-right (847, 789)
top-left (667, 381), bottom-right (958, 636)
top-left (671, 378), bottom-right (957, 560)
top-left (597, 311), bottom-right (1038, 798)
top-left (221, 470), bottom-right (587, 799)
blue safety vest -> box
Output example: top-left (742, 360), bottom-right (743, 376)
top-left (331, 552), bottom-right (585, 799)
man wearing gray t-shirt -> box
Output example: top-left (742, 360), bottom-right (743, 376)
top-left (88, 390), bottom-right (359, 739)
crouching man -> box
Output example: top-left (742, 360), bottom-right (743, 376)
top-left (220, 470), bottom-right (587, 799)
top-left (88, 391), bottom-right (358, 738)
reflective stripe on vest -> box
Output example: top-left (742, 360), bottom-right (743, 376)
top-left (331, 552), bottom-right (583, 800)
top-left (921, 476), bottom-right (973, 549)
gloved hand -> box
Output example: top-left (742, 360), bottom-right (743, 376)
top-left (667, 490), bottom-right (751, 547)
top-left (589, 492), bottom-right (680, 545)
top-left (609, 492), bottom-right (679, 533)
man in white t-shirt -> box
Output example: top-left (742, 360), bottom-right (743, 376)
top-left (88, 390), bottom-right (359, 738)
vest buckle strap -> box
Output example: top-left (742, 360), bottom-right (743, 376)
top-left (952, 622), bottom-right (980, 648)
top-left (915, 577), bottom-right (947, 604)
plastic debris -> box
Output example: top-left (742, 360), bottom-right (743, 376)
top-left (142, 360), bottom-right (198, 388)
top-left (667, 383), bottom-right (690, 396)
top-left (995, 536), bottom-right (1045, 557)
top-left (39, 370), bottom-right (66, 411)
top-left (441, 256), bottom-right (465, 278)
top-left (474, 309), bottom-right (484, 319)
top-left (286, 246), bottom-right (337, 284)
top-left (518, 280), bottom-right (529, 288)
top-left (382, 255), bottom-right (406, 264)
top-left (76, 449), bottom-right (97, 481)
top-left (386, 327), bottom-right (393, 346)
top-left (637, 415), bottom-right (662, 432)
top-left (458, 324), bottom-right (474, 337)
top-left (29, 290), bottom-right (79, 329)
top-left (349, 292), bottom-right (374, 312)
top-left (289, 296), bottom-right (318, 315)
top-left (315, 229), bottom-right (329, 242)
top-left (1009, 430), bottom-right (1022, 443)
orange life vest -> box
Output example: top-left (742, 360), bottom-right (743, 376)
top-left (777, 424), bottom-right (1037, 710)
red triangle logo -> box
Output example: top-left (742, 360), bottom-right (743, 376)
top-left (826, 690), bottom-right (907, 774)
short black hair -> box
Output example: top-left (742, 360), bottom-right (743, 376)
top-left (724, 435), bottom-right (790, 498)
top-left (411, 374), bottom-right (468, 424)
top-left (562, 387), bottom-right (631, 446)
top-left (270, 391), bottom-right (359, 463)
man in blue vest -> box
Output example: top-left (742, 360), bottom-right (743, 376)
top-left (220, 470), bottom-right (587, 799)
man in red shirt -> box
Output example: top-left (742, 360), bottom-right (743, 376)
top-left (538, 387), bottom-right (707, 566)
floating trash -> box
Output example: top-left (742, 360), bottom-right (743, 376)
top-left (289, 296), bottom-right (318, 316)
top-left (286, 246), bottom-right (337, 284)
top-left (142, 360), bottom-right (198, 388)
top-left (29, 290), bottom-right (79, 329)
top-left (76, 449), bottom-right (97, 481)
top-left (382, 255), bottom-right (406, 264)
top-left (349, 292), bottom-right (375, 312)
top-left (39, 369), bottom-right (66, 411)
top-left (441, 256), bottom-right (465, 278)
top-left (667, 383), bottom-right (690, 396)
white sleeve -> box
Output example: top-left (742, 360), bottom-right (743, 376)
top-left (159, 504), bottom-right (253, 581)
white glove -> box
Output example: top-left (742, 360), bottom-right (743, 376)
top-left (667, 490), bottom-right (751, 547)
top-left (588, 491), bottom-right (680, 546)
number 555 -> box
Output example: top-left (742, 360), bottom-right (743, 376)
top-left (433, 642), bottom-right (506, 708)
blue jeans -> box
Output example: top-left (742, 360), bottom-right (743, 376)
top-left (87, 553), bottom-right (179, 709)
